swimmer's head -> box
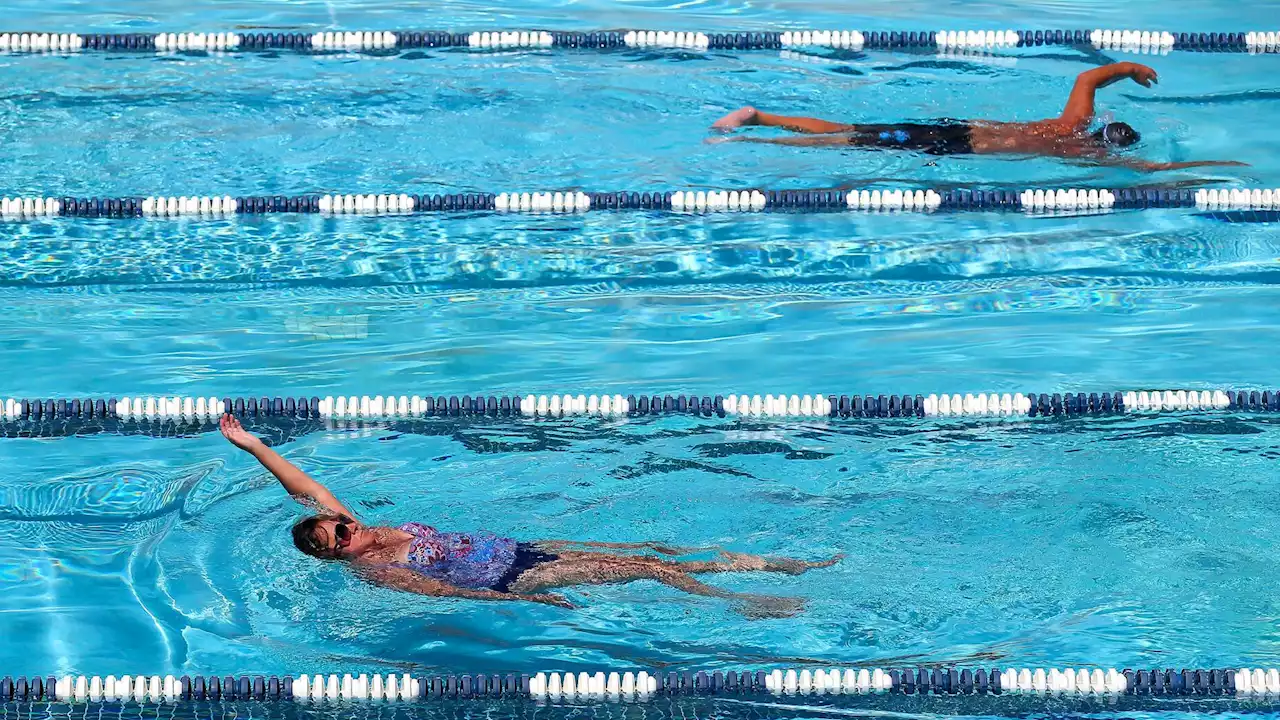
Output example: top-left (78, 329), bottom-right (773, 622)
top-left (292, 513), bottom-right (360, 559)
top-left (1093, 121), bottom-right (1140, 147)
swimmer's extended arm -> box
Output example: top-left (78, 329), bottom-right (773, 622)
top-left (218, 414), bottom-right (356, 518)
top-left (1091, 157), bottom-right (1250, 172)
top-left (1058, 62), bottom-right (1158, 128)
top-left (360, 567), bottom-right (575, 609)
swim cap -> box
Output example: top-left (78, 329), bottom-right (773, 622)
top-left (1094, 121), bottom-right (1140, 147)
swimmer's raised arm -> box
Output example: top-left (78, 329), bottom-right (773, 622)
top-left (219, 414), bottom-right (355, 518)
top-left (359, 566), bottom-right (575, 608)
top-left (1058, 62), bottom-right (1158, 128)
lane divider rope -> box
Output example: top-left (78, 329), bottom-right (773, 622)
top-left (0, 29), bottom-right (1276, 55)
top-left (8, 667), bottom-right (1278, 702)
top-left (1, 188), bottom-right (1277, 220)
top-left (5, 389), bottom-right (1280, 423)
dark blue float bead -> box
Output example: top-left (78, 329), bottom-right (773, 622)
top-left (931, 668), bottom-right (944, 692)
top-left (701, 396), bottom-right (712, 416)
top-left (888, 669), bottom-right (902, 692)
top-left (714, 395), bottom-right (725, 417)
top-left (237, 676), bottom-right (249, 699)
top-left (727, 666), bottom-right (747, 691)
top-left (637, 396), bottom-right (649, 414)
top-left (675, 395), bottom-right (687, 412)
top-left (838, 395), bottom-right (850, 416)
top-left (55, 399), bottom-right (66, 418)
top-left (902, 669), bottom-right (915, 694)
top-left (888, 395), bottom-right (900, 417)
top-left (1251, 390), bottom-right (1261, 409)
top-left (990, 667), bottom-right (1002, 693)
top-left (1053, 30), bottom-right (1064, 43)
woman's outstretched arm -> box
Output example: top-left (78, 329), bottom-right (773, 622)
top-left (219, 414), bottom-right (356, 517)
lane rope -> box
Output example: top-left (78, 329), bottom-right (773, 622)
top-left (0, 188), bottom-right (1277, 220)
top-left (5, 389), bottom-right (1280, 423)
top-left (10, 667), bottom-right (1278, 702)
top-left (0, 29), bottom-right (1276, 55)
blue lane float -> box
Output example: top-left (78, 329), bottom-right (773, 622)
top-left (0, 29), bottom-right (1277, 55)
top-left (0, 188), bottom-right (1277, 220)
top-left (6, 389), bottom-right (1280, 424)
top-left (14, 666), bottom-right (1280, 702)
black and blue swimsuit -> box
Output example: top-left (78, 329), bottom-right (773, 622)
top-left (848, 122), bottom-right (975, 155)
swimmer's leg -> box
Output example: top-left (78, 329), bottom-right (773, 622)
top-left (676, 551), bottom-right (844, 575)
top-left (651, 568), bottom-right (805, 619)
top-left (533, 540), bottom-right (718, 557)
top-left (508, 556), bottom-right (804, 618)
top-left (712, 106), bottom-right (856, 134)
top-left (711, 134), bottom-right (856, 147)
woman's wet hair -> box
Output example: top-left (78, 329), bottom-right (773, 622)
top-left (291, 514), bottom-right (341, 559)
top-left (1093, 121), bottom-right (1140, 147)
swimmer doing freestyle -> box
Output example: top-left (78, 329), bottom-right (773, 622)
top-left (712, 62), bottom-right (1245, 172)
top-left (219, 415), bottom-right (840, 618)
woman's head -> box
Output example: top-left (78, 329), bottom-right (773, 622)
top-left (292, 513), bottom-right (362, 559)
top-left (1093, 121), bottom-right (1140, 147)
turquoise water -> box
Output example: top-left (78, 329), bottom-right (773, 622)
top-left (3, 0), bottom-right (1280, 717)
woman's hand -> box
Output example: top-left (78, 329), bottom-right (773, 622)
top-left (522, 593), bottom-right (576, 609)
top-left (219, 414), bottom-right (263, 452)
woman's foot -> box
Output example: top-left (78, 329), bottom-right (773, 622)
top-left (719, 551), bottom-right (844, 575)
top-left (711, 106), bottom-right (759, 130)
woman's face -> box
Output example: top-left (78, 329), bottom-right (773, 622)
top-left (311, 515), bottom-right (367, 557)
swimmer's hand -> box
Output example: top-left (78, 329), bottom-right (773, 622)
top-left (219, 414), bottom-right (263, 451)
top-left (1123, 62), bottom-right (1158, 87)
top-left (522, 593), bottom-right (576, 609)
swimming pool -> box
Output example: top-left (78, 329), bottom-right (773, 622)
top-left (2, 0), bottom-right (1280, 715)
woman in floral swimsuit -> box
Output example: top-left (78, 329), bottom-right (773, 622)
top-left (220, 416), bottom-right (839, 618)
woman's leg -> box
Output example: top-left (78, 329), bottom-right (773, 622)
top-left (678, 551), bottom-right (844, 575)
top-left (534, 540), bottom-right (718, 557)
top-left (713, 106), bottom-right (856, 133)
top-left (508, 555), bottom-right (805, 618)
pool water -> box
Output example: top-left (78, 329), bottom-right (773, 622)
top-left (2, 0), bottom-right (1280, 715)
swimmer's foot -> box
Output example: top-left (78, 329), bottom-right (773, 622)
top-left (711, 105), bottom-right (759, 130)
top-left (734, 594), bottom-right (806, 619)
top-left (719, 551), bottom-right (844, 575)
